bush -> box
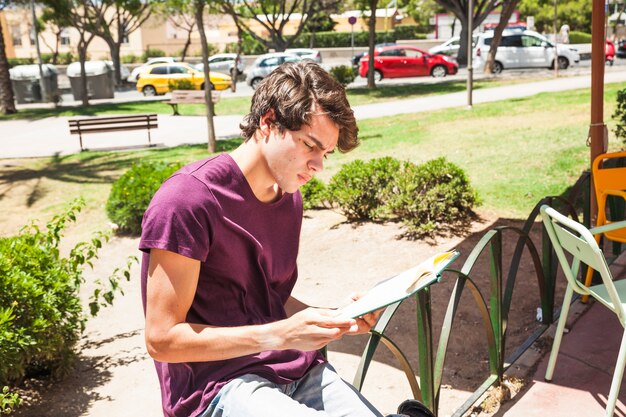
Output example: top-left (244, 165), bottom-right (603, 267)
top-left (394, 24), bottom-right (420, 40)
top-left (106, 161), bottom-right (183, 235)
top-left (329, 65), bottom-right (355, 87)
top-left (7, 58), bottom-right (35, 68)
top-left (288, 30), bottom-right (396, 48)
top-left (569, 31), bottom-right (592, 44)
top-left (387, 157), bottom-right (479, 236)
top-left (142, 48), bottom-right (167, 61)
top-left (168, 78), bottom-right (195, 91)
top-left (121, 54), bottom-right (141, 64)
top-left (613, 88), bottom-right (626, 145)
top-left (0, 200), bottom-right (134, 410)
top-left (326, 157), bottom-right (401, 220)
top-left (301, 177), bottom-right (327, 210)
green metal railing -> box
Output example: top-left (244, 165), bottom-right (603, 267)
top-left (351, 172), bottom-right (607, 416)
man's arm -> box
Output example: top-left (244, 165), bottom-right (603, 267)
top-left (144, 249), bottom-right (357, 363)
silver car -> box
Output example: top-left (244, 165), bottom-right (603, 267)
top-left (194, 53), bottom-right (245, 75)
top-left (245, 52), bottom-right (302, 90)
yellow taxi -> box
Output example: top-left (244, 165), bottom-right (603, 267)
top-left (135, 62), bottom-right (232, 96)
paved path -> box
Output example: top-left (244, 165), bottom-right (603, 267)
top-left (2, 71), bottom-right (626, 159)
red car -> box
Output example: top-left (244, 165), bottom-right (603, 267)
top-left (359, 45), bottom-right (459, 80)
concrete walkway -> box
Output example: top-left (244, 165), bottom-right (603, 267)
top-left (3, 71), bottom-right (626, 159)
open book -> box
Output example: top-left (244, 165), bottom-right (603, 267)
top-left (337, 250), bottom-right (460, 319)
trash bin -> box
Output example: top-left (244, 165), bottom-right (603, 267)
top-left (66, 60), bottom-right (115, 101)
top-left (9, 64), bottom-right (59, 104)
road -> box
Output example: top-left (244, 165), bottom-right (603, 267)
top-left (53, 56), bottom-right (626, 106)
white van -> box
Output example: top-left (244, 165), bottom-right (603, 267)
top-left (473, 29), bottom-right (580, 73)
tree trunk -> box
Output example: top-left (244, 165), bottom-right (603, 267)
top-left (78, 40), bottom-right (89, 106)
top-left (0, 17), bottom-right (16, 114)
top-left (194, 0), bottom-right (217, 153)
top-left (181, 30), bottom-right (192, 61)
top-left (456, 16), bottom-right (470, 66)
top-left (484, 0), bottom-right (517, 74)
top-left (367, 0), bottom-right (378, 89)
top-left (107, 35), bottom-right (123, 87)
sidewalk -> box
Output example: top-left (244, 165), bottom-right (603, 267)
top-left (495, 251), bottom-right (626, 417)
top-left (3, 71), bottom-right (626, 159)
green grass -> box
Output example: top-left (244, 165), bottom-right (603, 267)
top-left (0, 84), bottom-right (622, 237)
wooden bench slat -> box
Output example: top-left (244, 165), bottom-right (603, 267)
top-left (68, 113), bottom-right (158, 151)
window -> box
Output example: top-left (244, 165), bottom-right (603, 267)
top-left (11, 24), bottom-right (22, 46)
top-left (284, 55), bottom-right (300, 63)
top-left (150, 66), bottom-right (168, 75)
top-left (29, 28), bottom-right (36, 46)
top-left (379, 49), bottom-right (403, 57)
top-left (168, 65), bottom-right (189, 74)
top-left (522, 35), bottom-right (544, 47)
top-left (60, 28), bottom-right (70, 46)
top-left (405, 49), bottom-right (422, 58)
top-left (501, 35), bottom-right (523, 47)
top-left (260, 57), bottom-right (279, 67)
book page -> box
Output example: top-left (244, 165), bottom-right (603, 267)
top-left (337, 250), bottom-right (459, 319)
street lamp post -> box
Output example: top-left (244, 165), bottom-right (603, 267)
top-left (467, 0), bottom-right (473, 108)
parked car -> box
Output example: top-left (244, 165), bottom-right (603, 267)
top-left (351, 42), bottom-right (396, 73)
top-left (358, 45), bottom-right (458, 80)
top-left (193, 53), bottom-right (245, 75)
top-left (135, 62), bottom-right (231, 96)
top-left (246, 52), bottom-right (302, 90)
top-left (128, 57), bottom-right (178, 83)
top-left (473, 29), bottom-right (580, 73)
top-left (285, 48), bottom-right (322, 63)
top-left (428, 35), bottom-right (478, 58)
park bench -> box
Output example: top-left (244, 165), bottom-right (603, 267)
top-left (165, 90), bottom-right (221, 116)
top-left (68, 114), bottom-right (158, 151)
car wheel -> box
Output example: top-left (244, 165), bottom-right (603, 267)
top-left (431, 65), bottom-right (447, 78)
top-left (374, 69), bottom-right (383, 82)
top-left (492, 61), bottom-right (503, 74)
top-left (557, 56), bottom-right (569, 70)
top-left (251, 77), bottom-right (263, 90)
top-left (142, 85), bottom-right (157, 96)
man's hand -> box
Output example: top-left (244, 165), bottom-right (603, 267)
top-left (268, 308), bottom-right (356, 351)
top-left (343, 292), bottom-right (383, 336)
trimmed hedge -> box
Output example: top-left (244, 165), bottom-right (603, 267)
top-left (569, 31), bottom-right (592, 44)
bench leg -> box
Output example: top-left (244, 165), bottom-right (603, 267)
top-left (168, 103), bottom-right (180, 116)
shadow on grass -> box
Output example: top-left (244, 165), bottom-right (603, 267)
top-left (0, 139), bottom-right (243, 206)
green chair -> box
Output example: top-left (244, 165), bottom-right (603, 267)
top-left (541, 204), bottom-right (626, 417)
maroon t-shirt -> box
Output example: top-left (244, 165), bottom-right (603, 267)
top-left (139, 154), bottom-right (324, 417)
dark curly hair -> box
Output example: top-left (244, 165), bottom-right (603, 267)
top-left (240, 61), bottom-right (359, 153)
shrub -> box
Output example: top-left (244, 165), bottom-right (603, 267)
top-left (168, 78), bottom-right (195, 91)
top-left (121, 54), bottom-right (141, 64)
top-left (106, 161), bottom-right (183, 235)
top-left (0, 200), bottom-right (134, 410)
top-left (613, 88), bottom-right (626, 145)
top-left (7, 58), bottom-right (34, 68)
top-left (287, 30), bottom-right (396, 48)
top-left (326, 157), bottom-right (401, 220)
top-left (387, 157), bottom-right (479, 236)
top-left (301, 177), bottom-right (327, 210)
top-left (569, 31), bottom-right (592, 44)
top-left (329, 65), bottom-right (355, 87)
top-left (142, 48), bottom-right (166, 61)
top-left (394, 24), bottom-right (420, 40)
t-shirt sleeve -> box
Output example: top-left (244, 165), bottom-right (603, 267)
top-left (139, 173), bottom-right (214, 261)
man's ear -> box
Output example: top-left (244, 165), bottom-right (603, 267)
top-left (259, 109), bottom-right (276, 137)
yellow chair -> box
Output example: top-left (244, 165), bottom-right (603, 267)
top-left (584, 151), bottom-right (626, 296)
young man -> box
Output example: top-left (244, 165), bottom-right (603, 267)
top-left (140, 61), bottom-right (430, 417)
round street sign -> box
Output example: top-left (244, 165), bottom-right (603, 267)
top-left (348, 16), bottom-right (357, 25)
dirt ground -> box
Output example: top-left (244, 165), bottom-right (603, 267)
top-left (7, 207), bottom-right (562, 417)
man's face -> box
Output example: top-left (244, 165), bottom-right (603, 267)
top-left (261, 111), bottom-right (339, 194)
